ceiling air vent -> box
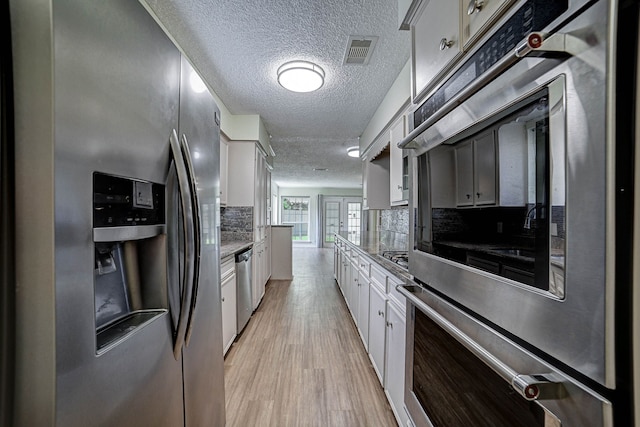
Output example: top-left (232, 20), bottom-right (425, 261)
top-left (343, 36), bottom-right (378, 65)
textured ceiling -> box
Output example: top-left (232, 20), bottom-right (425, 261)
top-left (142, 0), bottom-right (411, 188)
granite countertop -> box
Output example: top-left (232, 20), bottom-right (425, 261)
top-left (335, 232), bottom-right (413, 281)
top-left (220, 240), bottom-right (253, 259)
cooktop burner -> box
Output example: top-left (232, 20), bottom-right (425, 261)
top-left (381, 251), bottom-right (409, 269)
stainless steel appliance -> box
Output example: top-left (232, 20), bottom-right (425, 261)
top-left (398, 0), bottom-right (636, 425)
top-left (235, 247), bottom-right (253, 333)
top-left (5, 0), bottom-right (225, 425)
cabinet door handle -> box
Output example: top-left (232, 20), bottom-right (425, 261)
top-left (466, 194), bottom-right (471, 199)
top-left (386, 321), bottom-right (393, 329)
top-left (440, 38), bottom-right (455, 51)
top-left (467, 0), bottom-right (484, 15)
top-left (477, 192), bottom-right (481, 198)
top-left (222, 297), bottom-right (225, 302)
top-left (397, 185), bottom-right (403, 189)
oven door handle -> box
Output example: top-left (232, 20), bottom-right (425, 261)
top-left (399, 31), bottom-right (572, 150)
top-left (397, 284), bottom-right (567, 401)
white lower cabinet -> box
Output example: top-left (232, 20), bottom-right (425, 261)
top-left (368, 283), bottom-right (387, 385)
top-left (334, 236), bottom-right (408, 427)
top-left (221, 257), bottom-right (237, 355)
top-left (251, 235), bottom-right (272, 310)
top-left (385, 301), bottom-right (408, 427)
top-left (356, 270), bottom-right (370, 351)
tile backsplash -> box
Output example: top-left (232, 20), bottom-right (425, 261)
top-left (220, 206), bottom-right (253, 242)
top-left (380, 206), bottom-right (409, 250)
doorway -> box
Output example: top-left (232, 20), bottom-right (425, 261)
top-left (321, 197), bottom-right (362, 248)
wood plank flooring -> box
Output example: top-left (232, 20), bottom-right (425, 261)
top-left (224, 247), bottom-right (397, 426)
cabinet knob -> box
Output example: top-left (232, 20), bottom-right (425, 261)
top-left (397, 185), bottom-right (403, 190)
top-left (466, 194), bottom-right (471, 199)
top-left (467, 0), bottom-right (484, 15)
top-left (439, 38), bottom-right (455, 51)
top-left (222, 297), bottom-right (225, 302)
top-left (386, 321), bottom-right (393, 329)
top-left (476, 192), bottom-right (481, 198)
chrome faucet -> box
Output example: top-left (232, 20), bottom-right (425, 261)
top-left (524, 205), bottom-right (537, 229)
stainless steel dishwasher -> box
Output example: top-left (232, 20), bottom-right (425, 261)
top-left (235, 248), bottom-right (253, 333)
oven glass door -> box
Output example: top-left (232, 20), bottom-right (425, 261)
top-left (413, 308), bottom-right (546, 427)
top-left (415, 78), bottom-right (565, 297)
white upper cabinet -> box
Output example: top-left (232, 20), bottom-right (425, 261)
top-left (412, 0), bottom-right (461, 101)
top-left (455, 130), bottom-right (496, 207)
top-left (462, 0), bottom-right (514, 47)
top-left (220, 134), bottom-right (228, 207)
top-left (408, 0), bottom-right (516, 102)
top-left (455, 140), bottom-right (475, 207)
top-left (227, 141), bottom-right (257, 207)
top-left (472, 129), bottom-right (497, 206)
top-left (389, 115), bottom-right (407, 206)
top-left (363, 147), bottom-right (391, 210)
top-left (430, 145), bottom-right (457, 208)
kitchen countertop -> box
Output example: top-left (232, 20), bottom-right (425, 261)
top-left (220, 240), bottom-right (253, 259)
top-left (335, 232), bottom-right (413, 281)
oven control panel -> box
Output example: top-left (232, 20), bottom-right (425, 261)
top-left (413, 0), bottom-right (568, 129)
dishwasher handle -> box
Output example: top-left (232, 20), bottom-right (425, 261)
top-left (236, 248), bottom-right (253, 263)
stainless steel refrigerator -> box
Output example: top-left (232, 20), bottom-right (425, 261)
top-left (5, 0), bottom-right (225, 425)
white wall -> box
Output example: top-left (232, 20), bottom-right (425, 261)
top-left (277, 187), bottom-right (363, 246)
top-left (359, 60), bottom-right (411, 154)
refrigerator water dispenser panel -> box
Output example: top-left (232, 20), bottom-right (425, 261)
top-left (93, 172), bottom-right (165, 227)
top-left (93, 172), bottom-right (168, 354)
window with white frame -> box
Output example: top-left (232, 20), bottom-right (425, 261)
top-left (281, 196), bottom-right (310, 241)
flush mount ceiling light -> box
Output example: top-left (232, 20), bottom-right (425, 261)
top-left (277, 60), bottom-right (325, 93)
top-left (347, 146), bottom-right (360, 158)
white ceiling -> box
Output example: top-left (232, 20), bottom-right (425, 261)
top-left (143, 0), bottom-right (411, 188)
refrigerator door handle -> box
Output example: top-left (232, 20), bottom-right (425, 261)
top-left (169, 129), bottom-right (196, 359)
top-left (180, 133), bottom-right (202, 346)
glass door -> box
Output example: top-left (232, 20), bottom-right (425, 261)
top-left (322, 197), bottom-right (362, 247)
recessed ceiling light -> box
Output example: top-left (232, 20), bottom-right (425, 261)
top-left (277, 60), bottom-right (325, 93)
top-left (313, 168), bottom-right (328, 171)
top-left (347, 146), bottom-right (360, 158)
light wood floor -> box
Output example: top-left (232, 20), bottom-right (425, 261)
top-left (223, 247), bottom-right (397, 426)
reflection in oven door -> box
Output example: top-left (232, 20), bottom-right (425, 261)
top-left (399, 284), bottom-right (611, 427)
top-left (413, 309), bottom-right (545, 427)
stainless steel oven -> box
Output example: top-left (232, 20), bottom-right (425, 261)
top-left (398, 0), bottom-right (635, 425)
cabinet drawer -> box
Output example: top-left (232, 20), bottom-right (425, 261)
top-left (221, 256), bottom-right (235, 280)
top-left (370, 264), bottom-right (387, 293)
top-left (387, 275), bottom-right (406, 313)
top-left (357, 255), bottom-right (371, 276)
